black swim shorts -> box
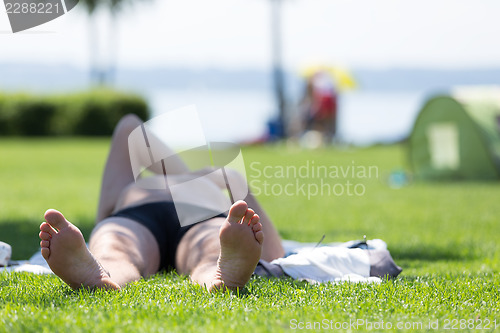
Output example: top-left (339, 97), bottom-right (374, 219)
top-left (109, 201), bottom-right (226, 271)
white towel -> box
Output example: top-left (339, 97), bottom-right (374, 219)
top-left (272, 247), bottom-right (381, 284)
top-left (0, 250), bottom-right (52, 274)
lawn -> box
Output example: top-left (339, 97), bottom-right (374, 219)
top-left (0, 138), bottom-right (499, 332)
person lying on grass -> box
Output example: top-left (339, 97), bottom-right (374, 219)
top-left (38, 114), bottom-right (285, 291)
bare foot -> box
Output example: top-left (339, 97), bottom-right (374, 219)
top-left (39, 209), bottom-right (120, 290)
top-left (211, 200), bottom-right (264, 291)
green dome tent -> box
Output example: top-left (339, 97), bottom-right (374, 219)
top-left (408, 89), bottom-right (500, 180)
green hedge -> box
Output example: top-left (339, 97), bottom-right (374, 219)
top-left (0, 90), bottom-right (150, 136)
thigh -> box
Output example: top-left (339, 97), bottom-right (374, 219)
top-left (113, 178), bottom-right (174, 214)
top-left (114, 173), bottom-right (229, 214)
top-left (90, 217), bottom-right (161, 276)
top-left (175, 217), bottom-right (225, 275)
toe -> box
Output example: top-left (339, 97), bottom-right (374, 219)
top-left (254, 230), bottom-right (264, 244)
top-left (40, 222), bottom-right (55, 235)
top-left (227, 200), bottom-right (248, 223)
top-left (44, 209), bottom-right (71, 231)
top-left (252, 222), bottom-right (262, 232)
top-left (39, 231), bottom-right (51, 241)
top-left (249, 214), bottom-right (260, 227)
top-left (41, 247), bottom-right (50, 260)
top-left (243, 208), bottom-right (255, 225)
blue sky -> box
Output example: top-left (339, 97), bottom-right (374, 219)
top-left (1, 0), bottom-right (500, 71)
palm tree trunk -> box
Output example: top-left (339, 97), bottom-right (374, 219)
top-left (87, 12), bottom-right (102, 85)
top-left (107, 11), bottom-right (118, 86)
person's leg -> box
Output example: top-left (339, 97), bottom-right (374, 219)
top-left (98, 114), bottom-right (284, 261)
top-left (96, 114), bottom-right (189, 222)
top-left (196, 167), bottom-right (285, 261)
top-left (88, 217), bottom-right (161, 286)
top-left (39, 209), bottom-right (160, 289)
top-left (243, 191), bottom-right (285, 261)
top-left (330, 112), bottom-right (337, 140)
top-left (176, 200), bottom-right (263, 291)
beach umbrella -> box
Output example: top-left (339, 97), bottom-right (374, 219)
top-left (300, 65), bottom-right (357, 91)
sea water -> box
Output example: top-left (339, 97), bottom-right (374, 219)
top-left (147, 88), bottom-right (430, 146)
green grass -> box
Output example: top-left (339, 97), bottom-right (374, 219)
top-left (0, 139), bottom-right (499, 332)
